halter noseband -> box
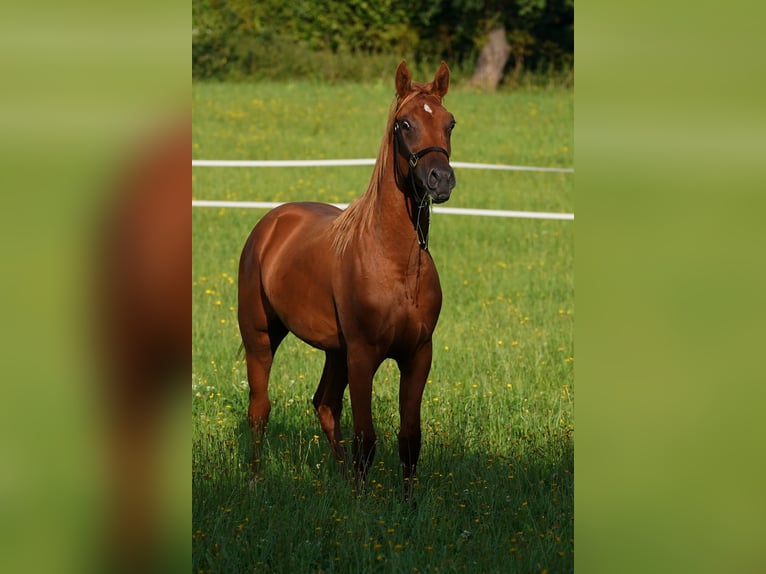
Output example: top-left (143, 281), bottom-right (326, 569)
top-left (392, 120), bottom-right (451, 251)
top-left (393, 120), bottom-right (450, 173)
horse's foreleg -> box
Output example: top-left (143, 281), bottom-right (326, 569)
top-left (347, 352), bottom-right (381, 490)
top-left (397, 341), bottom-right (432, 500)
top-left (312, 350), bottom-right (349, 467)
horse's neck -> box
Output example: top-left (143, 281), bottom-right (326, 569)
top-left (374, 160), bottom-right (429, 255)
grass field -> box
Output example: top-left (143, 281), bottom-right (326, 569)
top-left (192, 79), bottom-right (574, 573)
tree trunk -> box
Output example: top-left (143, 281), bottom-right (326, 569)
top-left (469, 27), bottom-right (511, 91)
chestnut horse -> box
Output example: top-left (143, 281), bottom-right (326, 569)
top-left (238, 61), bottom-right (456, 495)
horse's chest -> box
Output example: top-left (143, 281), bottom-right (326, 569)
top-left (399, 271), bottom-right (441, 317)
top-left (374, 265), bottom-right (442, 338)
top-left (336, 253), bottom-right (442, 348)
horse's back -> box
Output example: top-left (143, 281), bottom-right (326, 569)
top-left (239, 202), bottom-right (343, 350)
top-left (241, 201), bottom-right (340, 277)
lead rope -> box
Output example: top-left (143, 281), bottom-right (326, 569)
top-left (413, 175), bottom-right (431, 252)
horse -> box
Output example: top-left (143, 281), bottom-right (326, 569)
top-left (238, 61), bottom-right (456, 496)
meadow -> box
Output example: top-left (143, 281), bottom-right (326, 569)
top-left (192, 79), bottom-right (573, 573)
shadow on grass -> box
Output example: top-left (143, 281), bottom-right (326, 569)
top-left (193, 412), bottom-right (573, 573)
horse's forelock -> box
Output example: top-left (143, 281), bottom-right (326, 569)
top-left (395, 86), bottom-right (440, 114)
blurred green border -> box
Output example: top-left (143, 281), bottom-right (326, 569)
top-left (2, 1), bottom-right (765, 572)
top-left (0, 2), bottom-right (189, 572)
top-left (577, 1), bottom-right (766, 572)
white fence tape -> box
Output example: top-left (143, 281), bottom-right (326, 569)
top-left (192, 158), bottom-right (574, 220)
top-left (192, 200), bottom-right (574, 221)
top-left (192, 159), bottom-right (574, 173)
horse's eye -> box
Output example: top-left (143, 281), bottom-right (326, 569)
top-left (448, 120), bottom-right (456, 132)
top-left (401, 120), bottom-right (411, 131)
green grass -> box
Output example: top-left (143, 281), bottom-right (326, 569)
top-left (193, 80), bottom-right (573, 573)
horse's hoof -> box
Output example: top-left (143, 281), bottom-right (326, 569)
top-left (401, 490), bottom-right (418, 509)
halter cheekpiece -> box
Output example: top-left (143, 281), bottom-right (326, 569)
top-left (393, 121), bottom-right (450, 171)
top-left (392, 120), bottom-right (450, 251)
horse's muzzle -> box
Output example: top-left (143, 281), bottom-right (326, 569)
top-left (425, 166), bottom-right (456, 203)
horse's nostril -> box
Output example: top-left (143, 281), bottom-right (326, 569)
top-left (428, 169), bottom-right (438, 188)
top-left (426, 168), bottom-right (456, 191)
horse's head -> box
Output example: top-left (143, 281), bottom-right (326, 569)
top-left (393, 61), bottom-right (456, 204)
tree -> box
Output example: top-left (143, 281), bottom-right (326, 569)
top-left (469, 27), bottom-right (511, 90)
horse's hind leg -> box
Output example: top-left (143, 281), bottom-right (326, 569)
top-left (242, 322), bottom-right (286, 477)
top-left (239, 232), bottom-right (288, 479)
top-left (239, 289), bottom-right (287, 477)
top-left (312, 350), bottom-right (349, 467)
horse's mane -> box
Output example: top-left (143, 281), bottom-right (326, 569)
top-left (330, 87), bottom-right (428, 255)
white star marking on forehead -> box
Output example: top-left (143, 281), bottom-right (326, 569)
top-left (424, 103), bottom-right (433, 114)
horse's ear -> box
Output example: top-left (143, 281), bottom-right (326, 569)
top-left (432, 61), bottom-right (450, 98)
top-left (395, 60), bottom-right (412, 98)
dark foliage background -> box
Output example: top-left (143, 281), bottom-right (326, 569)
top-left (192, 0), bottom-right (574, 83)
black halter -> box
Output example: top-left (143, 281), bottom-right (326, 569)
top-left (392, 120), bottom-right (450, 250)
